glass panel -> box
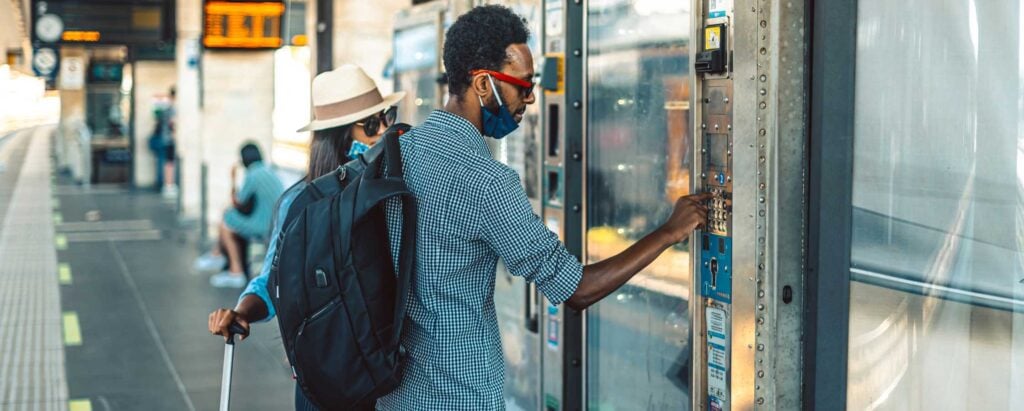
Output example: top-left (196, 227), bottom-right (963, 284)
top-left (393, 23), bottom-right (440, 125)
top-left (585, 1), bottom-right (692, 409)
top-left (850, 0), bottom-right (1024, 409)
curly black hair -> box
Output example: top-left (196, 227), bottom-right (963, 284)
top-left (443, 5), bottom-right (530, 96)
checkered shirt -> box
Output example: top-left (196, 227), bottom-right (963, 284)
top-left (378, 110), bottom-right (583, 410)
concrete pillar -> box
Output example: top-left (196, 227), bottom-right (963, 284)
top-left (331, 0), bottom-right (409, 93)
top-left (200, 50), bottom-right (276, 234)
top-left (57, 46), bottom-right (88, 180)
top-left (176, 0), bottom-right (204, 220)
top-left (176, 0), bottom-right (276, 237)
top-left (132, 61), bottom-right (177, 189)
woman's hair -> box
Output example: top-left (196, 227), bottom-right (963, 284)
top-left (307, 124), bottom-right (353, 182)
top-left (240, 143), bottom-right (262, 168)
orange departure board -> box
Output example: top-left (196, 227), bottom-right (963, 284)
top-left (203, 1), bottom-right (285, 49)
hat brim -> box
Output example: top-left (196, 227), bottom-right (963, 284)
top-left (297, 91), bottom-right (407, 132)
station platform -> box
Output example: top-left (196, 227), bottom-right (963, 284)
top-left (0, 126), bottom-right (294, 410)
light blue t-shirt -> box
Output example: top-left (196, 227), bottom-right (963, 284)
top-left (238, 180), bottom-right (305, 321)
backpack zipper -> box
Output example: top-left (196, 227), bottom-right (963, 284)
top-left (297, 296), bottom-right (341, 336)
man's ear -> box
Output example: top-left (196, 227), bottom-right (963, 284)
top-left (470, 73), bottom-right (491, 100)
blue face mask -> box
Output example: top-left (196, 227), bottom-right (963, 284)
top-left (347, 140), bottom-right (371, 160)
top-left (478, 74), bottom-right (519, 139)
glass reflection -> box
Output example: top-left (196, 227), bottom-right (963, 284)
top-left (585, 1), bottom-right (691, 409)
top-left (850, 0), bottom-right (1024, 409)
top-left (393, 23), bottom-right (440, 125)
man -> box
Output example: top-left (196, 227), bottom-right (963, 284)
top-left (378, 5), bottom-right (710, 409)
top-left (197, 143), bottom-right (284, 288)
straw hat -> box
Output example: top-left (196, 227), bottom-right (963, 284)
top-left (297, 64), bottom-right (406, 132)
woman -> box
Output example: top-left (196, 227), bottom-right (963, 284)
top-left (207, 64), bottom-right (404, 410)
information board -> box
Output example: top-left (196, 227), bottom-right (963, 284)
top-left (203, 1), bottom-right (285, 49)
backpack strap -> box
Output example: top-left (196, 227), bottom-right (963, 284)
top-left (381, 123), bottom-right (411, 179)
top-left (391, 191), bottom-right (417, 347)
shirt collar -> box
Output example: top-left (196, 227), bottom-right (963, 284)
top-left (425, 110), bottom-right (490, 157)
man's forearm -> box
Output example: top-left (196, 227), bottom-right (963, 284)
top-left (234, 294), bottom-right (269, 323)
top-left (567, 228), bottom-right (676, 310)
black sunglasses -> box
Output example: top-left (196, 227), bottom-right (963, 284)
top-left (355, 106), bottom-right (398, 136)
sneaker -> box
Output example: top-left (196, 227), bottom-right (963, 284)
top-left (210, 272), bottom-right (248, 288)
top-left (194, 252), bottom-right (227, 272)
top-left (161, 185), bottom-right (179, 199)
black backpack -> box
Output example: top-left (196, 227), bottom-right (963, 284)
top-left (269, 124), bottom-right (416, 410)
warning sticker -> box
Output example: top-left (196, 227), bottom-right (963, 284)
top-left (708, 365), bottom-right (728, 399)
top-left (706, 306), bottom-right (728, 347)
top-left (706, 306), bottom-right (729, 403)
top-left (708, 344), bottom-right (727, 369)
top-left (709, 0), bottom-right (730, 18)
top-left (705, 26), bottom-right (722, 51)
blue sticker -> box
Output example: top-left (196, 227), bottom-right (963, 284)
top-left (709, 396), bottom-right (724, 411)
top-left (700, 234), bottom-right (733, 303)
top-left (709, 10), bottom-right (726, 18)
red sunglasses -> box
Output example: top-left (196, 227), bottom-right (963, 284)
top-left (471, 69), bottom-right (535, 99)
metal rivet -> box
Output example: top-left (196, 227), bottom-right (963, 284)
top-left (760, 102), bottom-right (767, 109)
top-left (759, 88), bottom-right (767, 96)
top-left (760, 47), bottom-right (767, 55)
top-left (572, 204), bottom-right (580, 212)
top-left (723, 97), bottom-right (729, 103)
top-left (758, 290), bottom-right (765, 297)
top-left (760, 74), bottom-right (767, 82)
top-left (714, 124), bottom-right (720, 130)
top-left (572, 152), bottom-right (581, 160)
top-left (757, 344), bottom-right (765, 352)
top-left (572, 101), bottom-right (581, 109)
top-left (757, 304), bottom-right (765, 311)
top-left (727, 124), bottom-right (732, 130)
top-left (757, 317), bottom-right (764, 325)
top-left (573, 49), bottom-right (581, 57)
top-left (760, 20), bottom-right (767, 28)
top-left (701, 123), bottom-right (707, 129)
top-left (757, 397), bottom-right (765, 405)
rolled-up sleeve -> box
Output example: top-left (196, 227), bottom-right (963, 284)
top-left (480, 168), bottom-right (582, 305)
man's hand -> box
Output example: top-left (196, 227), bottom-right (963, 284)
top-left (659, 192), bottom-right (713, 244)
top-left (208, 308), bottom-right (250, 342)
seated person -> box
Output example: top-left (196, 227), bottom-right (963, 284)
top-left (195, 143), bottom-right (284, 288)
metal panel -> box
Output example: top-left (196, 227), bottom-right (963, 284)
top-left (562, 0), bottom-right (585, 409)
top-left (758, 0), bottom-right (808, 408)
top-left (725, 0), bottom-right (757, 408)
top-left (805, 0), bottom-right (856, 408)
top-left (692, 0), bottom-right (810, 409)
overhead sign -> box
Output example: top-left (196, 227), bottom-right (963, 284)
top-left (31, 0), bottom-right (172, 46)
top-left (203, 1), bottom-right (285, 49)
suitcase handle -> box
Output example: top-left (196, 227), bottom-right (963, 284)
top-left (226, 322), bottom-right (248, 345)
